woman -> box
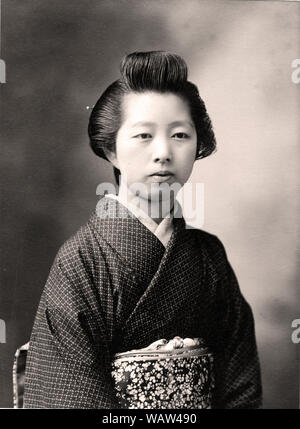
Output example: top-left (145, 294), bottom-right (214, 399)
top-left (24, 51), bottom-right (262, 409)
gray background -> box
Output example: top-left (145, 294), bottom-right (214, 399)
top-left (0, 0), bottom-right (299, 408)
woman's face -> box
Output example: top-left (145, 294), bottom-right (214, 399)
top-left (109, 91), bottom-right (197, 200)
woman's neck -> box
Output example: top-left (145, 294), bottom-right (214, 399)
top-left (117, 184), bottom-right (175, 225)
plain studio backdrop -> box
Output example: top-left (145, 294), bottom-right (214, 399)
top-left (0, 0), bottom-right (299, 408)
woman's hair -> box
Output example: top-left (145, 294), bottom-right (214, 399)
top-left (88, 51), bottom-right (216, 184)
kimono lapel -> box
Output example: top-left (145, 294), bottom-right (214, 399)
top-left (89, 196), bottom-right (166, 285)
top-left (123, 216), bottom-right (206, 346)
top-left (89, 197), bottom-right (206, 349)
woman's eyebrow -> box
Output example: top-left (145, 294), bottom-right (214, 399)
top-left (169, 120), bottom-right (194, 128)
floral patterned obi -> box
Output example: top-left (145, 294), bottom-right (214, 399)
top-left (111, 337), bottom-right (214, 409)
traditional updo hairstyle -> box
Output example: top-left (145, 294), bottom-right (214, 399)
top-left (88, 51), bottom-right (216, 185)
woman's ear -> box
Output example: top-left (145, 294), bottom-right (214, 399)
top-left (103, 149), bottom-right (120, 169)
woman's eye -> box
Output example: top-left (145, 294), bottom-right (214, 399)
top-left (135, 133), bottom-right (152, 140)
top-left (173, 132), bottom-right (189, 139)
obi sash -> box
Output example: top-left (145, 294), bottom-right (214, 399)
top-left (111, 337), bottom-right (214, 409)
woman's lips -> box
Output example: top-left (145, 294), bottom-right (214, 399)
top-left (149, 174), bottom-right (174, 183)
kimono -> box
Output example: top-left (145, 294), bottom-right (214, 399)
top-left (24, 196), bottom-right (262, 409)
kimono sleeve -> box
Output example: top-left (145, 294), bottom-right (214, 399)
top-left (24, 243), bottom-right (120, 409)
top-left (212, 237), bottom-right (263, 409)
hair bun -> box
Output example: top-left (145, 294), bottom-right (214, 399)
top-left (120, 51), bottom-right (188, 91)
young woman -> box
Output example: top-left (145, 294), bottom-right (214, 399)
top-left (24, 51), bottom-right (262, 409)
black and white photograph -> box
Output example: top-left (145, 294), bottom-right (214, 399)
top-left (0, 0), bottom-right (299, 412)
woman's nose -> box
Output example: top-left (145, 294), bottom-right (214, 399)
top-left (151, 137), bottom-right (172, 163)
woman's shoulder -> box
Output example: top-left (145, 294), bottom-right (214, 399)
top-left (41, 213), bottom-right (107, 301)
top-left (187, 224), bottom-right (224, 246)
top-left (53, 212), bottom-right (102, 270)
top-left (186, 224), bottom-right (228, 259)
top-left (40, 214), bottom-right (109, 310)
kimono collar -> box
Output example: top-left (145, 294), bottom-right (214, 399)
top-left (104, 193), bottom-right (183, 248)
top-left (89, 196), bottom-right (186, 286)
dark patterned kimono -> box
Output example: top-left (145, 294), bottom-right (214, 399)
top-left (24, 196), bottom-right (262, 409)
